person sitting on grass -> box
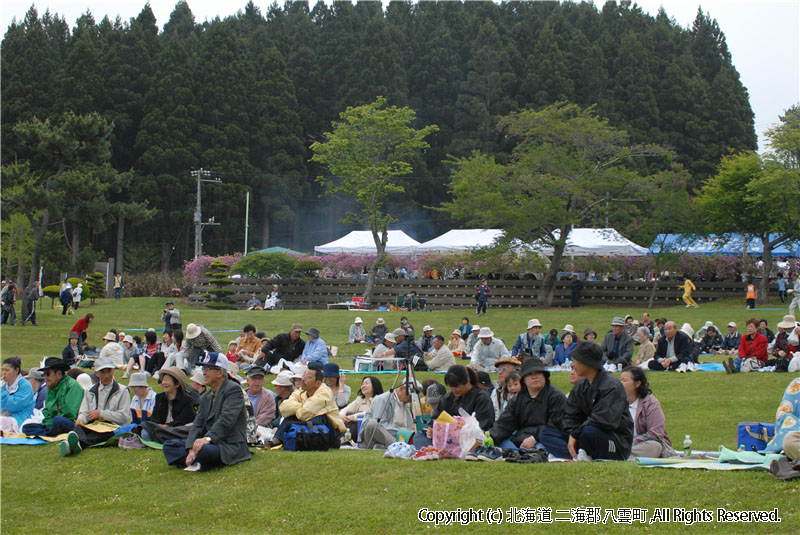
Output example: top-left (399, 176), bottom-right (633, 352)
top-left (468, 327), bottom-right (510, 372)
top-left (758, 319), bottom-right (775, 344)
top-left (416, 325), bottom-right (435, 355)
top-left (503, 372), bottom-right (522, 410)
top-left (21, 358), bottom-right (84, 437)
top-left (139, 367), bottom-right (199, 444)
top-left (699, 325), bottom-right (724, 354)
top-left (553, 331), bottom-right (578, 367)
top-left (583, 328), bottom-right (598, 343)
top-left (272, 367), bottom-right (345, 449)
top-left (490, 357), bottom-right (521, 417)
top-left (270, 371), bottom-right (295, 427)
top-left (562, 342), bottom-right (633, 461)
top-left (340, 376), bottom-right (383, 441)
top-left (98, 331), bottom-right (125, 368)
top-left (323, 363), bottom-right (351, 409)
top-left (368, 318), bottom-right (388, 345)
top-left (768, 315), bottom-right (798, 372)
top-left (128, 372), bottom-right (156, 423)
top-left (26, 368), bottom-right (48, 410)
top-left (465, 324), bottom-right (481, 355)
top-left (122, 334), bottom-right (143, 379)
top-left (234, 324), bottom-right (262, 369)
top-left (511, 319), bottom-right (547, 362)
top-left (427, 335), bottom-right (456, 372)
top-left (600, 317), bottom-right (634, 369)
top-left (299, 327), bottom-right (328, 367)
top-left (62, 332), bottom-right (82, 368)
top-left (0, 357), bottom-right (35, 433)
top-left (358, 381), bottom-right (420, 450)
top-left (724, 317), bottom-right (768, 374)
top-left (648, 321), bottom-right (692, 372)
top-left (719, 321), bottom-right (741, 355)
top-left (61, 357), bottom-right (132, 457)
top-left (163, 352), bottom-right (251, 471)
top-left (633, 327), bottom-right (655, 366)
top-left (448, 329), bottom-right (466, 359)
top-left (246, 293), bottom-right (263, 310)
top-left (620, 366), bottom-right (674, 459)
top-left (243, 366), bottom-right (275, 428)
top-left (225, 340), bottom-right (238, 363)
top-left (489, 359), bottom-right (568, 454)
top-left (349, 317), bottom-right (367, 344)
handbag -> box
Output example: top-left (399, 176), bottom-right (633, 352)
top-left (283, 420), bottom-right (330, 451)
top-left (736, 421), bottom-right (775, 452)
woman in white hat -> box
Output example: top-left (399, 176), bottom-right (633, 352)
top-left (349, 317), bottom-right (366, 344)
top-left (770, 315), bottom-right (798, 372)
top-left (448, 329), bottom-right (466, 358)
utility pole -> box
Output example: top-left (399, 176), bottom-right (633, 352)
top-left (191, 168), bottom-right (222, 259)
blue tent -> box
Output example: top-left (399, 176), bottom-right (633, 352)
top-left (649, 234), bottom-right (800, 257)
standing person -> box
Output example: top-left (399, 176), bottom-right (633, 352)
top-left (679, 275), bottom-right (698, 309)
top-left (59, 278), bottom-right (73, 315)
top-left (570, 275), bottom-right (584, 308)
top-left (775, 272), bottom-right (789, 303)
top-left (1, 281), bottom-right (19, 326)
top-left (20, 281), bottom-right (41, 326)
top-left (562, 342), bottom-right (633, 461)
top-left (161, 301), bottom-right (181, 333)
top-left (113, 273), bottom-right (123, 300)
top-left (788, 272), bottom-right (800, 316)
top-left (474, 279), bottom-right (492, 316)
top-left (745, 278), bottom-right (757, 309)
top-left (70, 314), bottom-right (94, 347)
top-left (162, 352), bottom-right (251, 471)
top-left (71, 283), bottom-right (83, 311)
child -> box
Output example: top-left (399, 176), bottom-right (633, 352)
top-left (226, 340), bottom-right (238, 363)
top-left (746, 280), bottom-right (757, 309)
top-left (502, 372), bottom-right (522, 412)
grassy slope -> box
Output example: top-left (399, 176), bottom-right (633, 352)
top-left (1, 297), bottom-right (798, 534)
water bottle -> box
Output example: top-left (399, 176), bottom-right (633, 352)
top-left (683, 434), bottom-right (693, 456)
top-left (484, 430), bottom-right (494, 447)
top-left (617, 363), bottom-right (622, 372)
top-left (737, 444), bottom-right (745, 452)
top-left (345, 429), bottom-right (352, 443)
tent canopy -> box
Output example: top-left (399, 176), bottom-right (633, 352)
top-left (252, 246), bottom-right (304, 255)
top-left (314, 230), bottom-right (420, 255)
top-left (532, 228), bottom-right (648, 257)
top-left (415, 229), bottom-right (504, 253)
top-left (649, 234), bottom-right (800, 257)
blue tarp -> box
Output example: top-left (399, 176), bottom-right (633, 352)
top-left (649, 234), bottom-right (800, 257)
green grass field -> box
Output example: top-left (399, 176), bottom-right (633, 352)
top-left (1, 297), bottom-right (798, 534)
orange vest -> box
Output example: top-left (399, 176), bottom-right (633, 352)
top-left (746, 284), bottom-right (756, 299)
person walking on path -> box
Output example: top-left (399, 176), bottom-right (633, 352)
top-left (679, 275), bottom-right (698, 308)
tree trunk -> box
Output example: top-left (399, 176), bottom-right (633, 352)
top-left (758, 236), bottom-right (773, 305)
top-left (647, 277), bottom-right (659, 309)
top-left (28, 210), bottom-right (50, 287)
top-left (116, 214), bottom-right (125, 275)
top-left (364, 227), bottom-right (388, 305)
top-left (292, 207), bottom-right (300, 251)
top-left (161, 241), bottom-right (171, 276)
top-left (71, 222), bottom-right (79, 268)
top-left (537, 231), bottom-right (568, 307)
top-left (260, 197), bottom-right (270, 249)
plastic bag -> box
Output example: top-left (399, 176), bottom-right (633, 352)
top-left (457, 408), bottom-right (486, 459)
top-left (432, 416), bottom-right (464, 459)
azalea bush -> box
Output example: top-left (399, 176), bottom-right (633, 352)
top-left (183, 254), bottom-right (242, 285)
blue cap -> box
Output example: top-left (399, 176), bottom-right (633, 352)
top-left (323, 362), bottom-right (340, 378)
top-left (199, 351), bottom-right (228, 369)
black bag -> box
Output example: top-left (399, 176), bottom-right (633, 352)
top-left (283, 420), bottom-right (330, 451)
top-left (775, 357), bottom-right (790, 373)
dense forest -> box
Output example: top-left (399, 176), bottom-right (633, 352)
top-left (1, 0), bottom-right (756, 277)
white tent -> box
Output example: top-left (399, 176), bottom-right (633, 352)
top-left (532, 228), bottom-right (648, 256)
top-left (415, 229), bottom-right (504, 253)
top-left (314, 230), bottom-right (420, 255)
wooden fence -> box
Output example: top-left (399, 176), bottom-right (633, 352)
top-left (189, 277), bottom-right (760, 309)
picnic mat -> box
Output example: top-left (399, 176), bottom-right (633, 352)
top-left (636, 446), bottom-right (785, 471)
top-left (0, 432), bottom-right (69, 445)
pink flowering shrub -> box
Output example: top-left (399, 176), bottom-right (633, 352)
top-left (183, 254), bottom-right (242, 285)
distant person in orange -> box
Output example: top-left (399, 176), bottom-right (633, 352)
top-left (745, 279), bottom-right (757, 310)
top-left (679, 275), bottom-right (698, 309)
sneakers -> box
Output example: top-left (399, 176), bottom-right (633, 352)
top-left (60, 431), bottom-right (82, 457)
top-left (118, 435), bottom-right (147, 450)
top-left (122, 372), bottom-right (130, 379)
top-left (412, 446), bottom-right (440, 461)
top-left (477, 446), bottom-right (504, 461)
top-left (465, 446), bottom-right (483, 461)
top-left (384, 441), bottom-right (417, 459)
top-left (184, 463), bottom-right (202, 472)
top-left (576, 448), bottom-right (593, 462)
top-left (723, 357), bottom-right (736, 374)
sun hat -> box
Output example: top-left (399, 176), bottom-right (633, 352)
top-left (305, 327), bottom-right (320, 338)
top-left (190, 369), bottom-right (206, 386)
top-left (186, 323), bottom-right (202, 340)
top-left (383, 332), bottom-right (397, 344)
top-left (680, 323), bottom-right (695, 339)
top-left (198, 351), bottom-right (228, 369)
top-left (292, 366), bottom-right (308, 380)
top-left (423, 325), bottom-right (434, 332)
top-left (495, 357), bottom-right (521, 368)
top-left (571, 341), bottom-right (603, 370)
top-left (452, 329), bottom-right (462, 336)
top-left (271, 371), bottom-right (294, 387)
top-left (93, 357), bottom-right (116, 372)
top-left (226, 360), bottom-right (244, 384)
top-left (562, 324), bottom-right (575, 334)
top-left (583, 327), bottom-right (597, 337)
top-left (354, 317), bottom-right (363, 324)
top-left (69, 331), bottom-right (80, 340)
top-left (610, 317), bottom-right (626, 327)
top-left (478, 327), bottom-right (494, 338)
top-left (472, 325), bottom-right (480, 331)
top-left (123, 335), bottom-right (134, 345)
top-left (77, 374), bottom-right (93, 391)
top-left (520, 358), bottom-right (550, 380)
top-left (376, 318), bottom-right (385, 325)
top-left (159, 366), bottom-right (187, 389)
top-left (128, 372), bottom-right (149, 388)
top-left (392, 328), bottom-right (405, 337)
top-left (291, 324), bottom-right (302, 332)
top-left (103, 332), bottom-right (117, 342)
top-left (527, 319), bottom-right (542, 329)
top-left (323, 362), bottom-right (340, 378)
top-left (777, 315), bottom-right (797, 329)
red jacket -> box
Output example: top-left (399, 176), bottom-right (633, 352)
top-left (70, 318), bottom-right (90, 337)
top-left (738, 333), bottom-right (768, 363)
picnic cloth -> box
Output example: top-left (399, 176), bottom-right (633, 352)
top-left (0, 432), bottom-right (69, 445)
top-left (636, 446), bottom-right (785, 471)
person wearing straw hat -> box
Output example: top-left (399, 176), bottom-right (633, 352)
top-left (448, 329), bottom-right (466, 358)
top-left (600, 317), bottom-right (634, 369)
top-left (511, 319), bottom-right (547, 363)
top-left (349, 317), bottom-right (367, 344)
top-left (61, 357), bottom-right (132, 456)
top-left (22, 358), bottom-right (84, 437)
top-left (368, 318), bottom-right (388, 344)
top-left (163, 352), bottom-right (250, 471)
top-left (562, 342), bottom-right (633, 461)
top-left (468, 327), bottom-right (510, 372)
top-left (489, 358), bottom-right (568, 453)
top-left (180, 323), bottom-right (223, 373)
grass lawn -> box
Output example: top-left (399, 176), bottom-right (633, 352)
top-left (1, 297), bottom-right (798, 534)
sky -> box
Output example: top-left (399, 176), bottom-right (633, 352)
top-left (2, 0), bottom-right (798, 151)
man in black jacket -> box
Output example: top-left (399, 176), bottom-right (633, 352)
top-left (562, 342), bottom-right (633, 461)
top-left (257, 324), bottom-right (305, 369)
top-left (600, 317), bottom-right (634, 368)
top-left (648, 321), bottom-right (692, 371)
top-left (490, 359), bottom-right (568, 457)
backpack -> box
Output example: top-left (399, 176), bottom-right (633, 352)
top-left (282, 419), bottom-right (331, 451)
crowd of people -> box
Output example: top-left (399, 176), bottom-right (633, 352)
top-left (1, 301), bottom-right (798, 472)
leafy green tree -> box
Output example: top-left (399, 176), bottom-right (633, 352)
top-left (310, 96), bottom-right (438, 303)
top-left (443, 102), bottom-right (665, 306)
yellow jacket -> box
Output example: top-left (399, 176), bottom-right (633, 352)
top-left (679, 279), bottom-right (696, 293)
top-left (280, 383), bottom-right (346, 432)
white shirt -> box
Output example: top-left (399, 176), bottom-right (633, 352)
top-left (629, 399), bottom-right (639, 436)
